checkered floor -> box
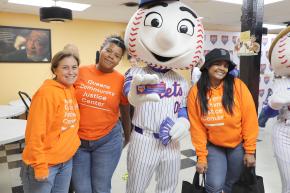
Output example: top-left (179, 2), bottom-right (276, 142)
top-left (0, 142), bottom-right (23, 193)
top-left (0, 141), bottom-right (197, 193)
top-left (180, 149), bottom-right (197, 170)
top-left (5, 119), bottom-right (287, 193)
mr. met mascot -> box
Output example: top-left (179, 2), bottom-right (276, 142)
top-left (123, 0), bottom-right (204, 192)
top-left (258, 26), bottom-right (290, 193)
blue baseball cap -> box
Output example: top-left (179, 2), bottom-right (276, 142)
top-left (139, 0), bottom-right (178, 7)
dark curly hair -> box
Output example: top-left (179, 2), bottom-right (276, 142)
top-left (96, 35), bottom-right (126, 63)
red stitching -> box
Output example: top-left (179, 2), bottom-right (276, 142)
top-left (135, 16), bottom-right (142, 20)
top-left (278, 55), bottom-right (285, 59)
top-left (195, 50), bottom-right (202, 54)
top-left (137, 12), bottom-right (145, 15)
top-left (193, 56), bottom-right (199, 59)
top-left (133, 21), bottom-right (140, 25)
top-left (198, 29), bottom-right (204, 33)
top-left (129, 38), bottom-right (136, 42)
top-left (131, 27), bottom-right (139, 31)
top-left (197, 40), bottom-right (203, 44)
top-left (129, 48), bottom-right (136, 53)
top-left (196, 45), bottom-right (202, 49)
top-left (130, 32), bottom-right (138, 36)
top-left (278, 49), bottom-right (285, 53)
top-left (280, 36), bottom-right (287, 42)
top-left (279, 43), bottom-right (286, 47)
top-left (281, 59), bottom-right (288, 64)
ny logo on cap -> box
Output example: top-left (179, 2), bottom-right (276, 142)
top-left (221, 49), bottom-right (227, 55)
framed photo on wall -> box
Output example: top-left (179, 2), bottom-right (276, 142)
top-left (0, 26), bottom-right (51, 63)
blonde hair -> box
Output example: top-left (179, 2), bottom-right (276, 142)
top-left (63, 43), bottom-right (80, 59)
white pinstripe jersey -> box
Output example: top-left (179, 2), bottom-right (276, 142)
top-left (269, 78), bottom-right (290, 120)
top-left (125, 66), bottom-right (189, 133)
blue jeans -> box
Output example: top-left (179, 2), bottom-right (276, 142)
top-left (205, 143), bottom-right (244, 193)
top-left (72, 121), bottom-right (123, 193)
top-left (20, 159), bottom-right (72, 193)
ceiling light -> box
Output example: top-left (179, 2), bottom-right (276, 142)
top-left (56, 1), bottom-right (90, 11)
top-left (8, 0), bottom-right (52, 7)
top-left (263, 23), bottom-right (286, 30)
top-left (40, 6), bottom-right (72, 22)
top-left (213, 0), bottom-right (284, 5)
top-left (8, 0), bottom-right (90, 11)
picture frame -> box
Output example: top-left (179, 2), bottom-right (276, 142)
top-left (0, 26), bottom-right (51, 63)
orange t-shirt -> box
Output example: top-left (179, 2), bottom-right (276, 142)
top-left (188, 79), bottom-right (258, 164)
top-left (74, 65), bottom-right (128, 140)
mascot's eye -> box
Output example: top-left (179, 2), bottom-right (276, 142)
top-left (151, 19), bottom-right (160, 27)
top-left (144, 12), bottom-right (163, 28)
top-left (177, 19), bottom-right (194, 36)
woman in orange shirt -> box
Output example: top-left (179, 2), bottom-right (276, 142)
top-left (72, 35), bottom-right (131, 193)
top-left (21, 50), bottom-right (80, 193)
top-left (188, 48), bottom-right (258, 193)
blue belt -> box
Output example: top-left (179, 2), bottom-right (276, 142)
top-left (134, 126), bottom-right (159, 139)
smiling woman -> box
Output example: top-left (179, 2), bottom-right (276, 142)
top-left (188, 48), bottom-right (259, 193)
top-left (21, 50), bottom-right (80, 193)
top-left (51, 51), bottom-right (80, 87)
top-left (72, 35), bottom-right (131, 193)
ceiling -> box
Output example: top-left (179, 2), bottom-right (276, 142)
top-left (0, 0), bottom-right (289, 33)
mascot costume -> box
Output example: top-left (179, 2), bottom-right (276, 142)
top-left (123, 0), bottom-right (204, 192)
top-left (258, 26), bottom-right (290, 193)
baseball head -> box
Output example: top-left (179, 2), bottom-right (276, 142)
top-left (125, 0), bottom-right (204, 70)
top-left (269, 26), bottom-right (290, 76)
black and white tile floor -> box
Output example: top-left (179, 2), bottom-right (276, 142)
top-left (0, 143), bottom-right (23, 193)
top-left (0, 119), bottom-right (282, 193)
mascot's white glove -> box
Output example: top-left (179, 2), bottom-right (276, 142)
top-left (269, 90), bottom-right (290, 110)
top-left (128, 74), bottom-right (160, 107)
top-left (169, 117), bottom-right (190, 141)
top-left (159, 117), bottom-right (190, 145)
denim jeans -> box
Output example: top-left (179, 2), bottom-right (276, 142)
top-left (20, 159), bottom-right (72, 193)
top-left (72, 121), bottom-right (123, 193)
top-left (205, 143), bottom-right (244, 193)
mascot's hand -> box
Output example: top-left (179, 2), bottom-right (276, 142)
top-left (258, 105), bottom-right (279, 127)
top-left (128, 74), bottom-right (160, 107)
top-left (169, 117), bottom-right (190, 141)
top-left (270, 91), bottom-right (290, 110)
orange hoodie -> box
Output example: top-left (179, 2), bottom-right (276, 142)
top-left (22, 79), bottom-right (80, 178)
top-left (188, 78), bottom-right (258, 164)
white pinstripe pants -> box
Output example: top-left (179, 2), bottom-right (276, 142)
top-left (126, 130), bottom-right (180, 193)
top-left (272, 123), bottom-right (290, 193)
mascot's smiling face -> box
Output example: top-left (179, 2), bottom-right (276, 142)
top-left (125, 1), bottom-right (204, 70)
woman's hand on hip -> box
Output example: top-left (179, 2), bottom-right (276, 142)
top-left (196, 162), bottom-right (208, 174)
top-left (244, 153), bottom-right (256, 167)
